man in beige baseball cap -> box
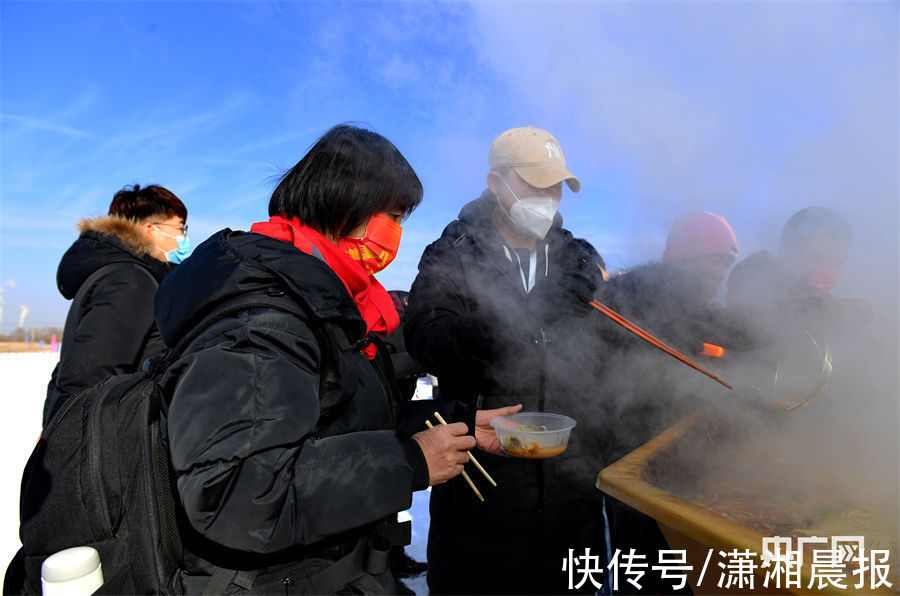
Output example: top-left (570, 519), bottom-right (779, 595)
top-left (404, 126), bottom-right (610, 594)
top-left (482, 126), bottom-right (583, 252)
top-left (489, 125), bottom-right (581, 193)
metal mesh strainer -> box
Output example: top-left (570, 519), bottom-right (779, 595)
top-left (771, 328), bottom-right (833, 412)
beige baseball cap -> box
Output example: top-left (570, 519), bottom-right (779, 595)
top-left (488, 126), bottom-right (581, 193)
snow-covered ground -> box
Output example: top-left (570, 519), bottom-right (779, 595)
top-left (0, 352), bottom-right (430, 592)
top-left (0, 352), bottom-right (57, 573)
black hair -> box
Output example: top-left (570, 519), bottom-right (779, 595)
top-left (109, 184), bottom-right (187, 222)
top-left (268, 124), bottom-right (423, 238)
top-left (779, 206), bottom-right (852, 255)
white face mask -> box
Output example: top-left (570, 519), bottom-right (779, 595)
top-left (499, 176), bottom-right (560, 240)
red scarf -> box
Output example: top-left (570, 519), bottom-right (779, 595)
top-left (250, 215), bottom-right (399, 359)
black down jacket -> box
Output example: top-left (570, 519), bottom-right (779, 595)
top-left (44, 216), bottom-right (174, 427)
top-left (727, 250), bottom-right (821, 306)
top-left (594, 262), bottom-right (745, 595)
top-left (725, 250), bottom-right (841, 344)
top-left (601, 261), bottom-right (754, 355)
top-left (154, 229), bottom-right (445, 594)
top-left (405, 192), bottom-right (610, 595)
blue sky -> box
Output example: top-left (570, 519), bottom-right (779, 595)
top-left (1, 1), bottom-right (897, 333)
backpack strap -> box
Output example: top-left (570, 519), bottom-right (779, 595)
top-left (305, 519), bottom-right (411, 594)
top-left (201, 567), bottom-right (255, 596)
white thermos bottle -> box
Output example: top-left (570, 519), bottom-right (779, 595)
top-left (40, 547), bottom-right (104, 595)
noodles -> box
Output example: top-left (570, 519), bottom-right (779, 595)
top-left (502, 436), bottom-right (567, 458)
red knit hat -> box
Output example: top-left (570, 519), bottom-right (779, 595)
top-left (663, 211), bottom-right (739, 263)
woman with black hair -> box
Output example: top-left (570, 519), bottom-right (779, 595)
top-left (43, 183), bottom-right (189, 426)
top-left (154, 124), bottom-right (518, 594)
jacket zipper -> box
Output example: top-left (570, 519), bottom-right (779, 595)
top-left (368, 350), bottom-right (397, 429)
top-left (537, 326), bottom-right (548, 555)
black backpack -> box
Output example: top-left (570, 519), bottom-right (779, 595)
top-left (7, 292), bottom-right (313, 595)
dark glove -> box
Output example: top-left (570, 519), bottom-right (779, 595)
top-left (529, 272), bottom-right (598, 324)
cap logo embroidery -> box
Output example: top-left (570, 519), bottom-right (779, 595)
top-left (545, 141), bottom-right (562, 160)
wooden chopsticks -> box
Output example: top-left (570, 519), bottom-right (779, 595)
top-left (425, 420), bottom-right (483, 502)
top-left (589, 299), bottom-right (733, 390)
top-left (425, 411), bottom-right (496, 502)
top-left (433, 412), bottom-right (496, 487)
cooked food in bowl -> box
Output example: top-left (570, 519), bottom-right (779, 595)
top-left (490, 412), bottom-right (576, 459)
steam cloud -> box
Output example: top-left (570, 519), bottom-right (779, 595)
top-left (469, 2), bottom-right (897, 310)
top-left (461, 0), bottom-right (898, 571)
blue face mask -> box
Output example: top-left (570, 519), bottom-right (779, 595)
top-left (154, 226), bottom-right (192, 264)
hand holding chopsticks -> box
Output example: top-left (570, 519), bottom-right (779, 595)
top-left (412, 417), bottom-right (476, 488)
top-left (418, 406), bottom-right (521, 501)
top-left (423, 411), bottom-right (498, 502)
top-left (426, 420), bottom-right (484, 502)
top-left (433, 412), bottom-right (496, 487)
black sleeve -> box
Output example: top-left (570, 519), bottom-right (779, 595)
top-left (726, 252), bottom-right (780, 306)
top-left (165, 313), bottom-right (416, 553)
top-left (402, 439), bottom-right (429, 491)
top-left (397, 397), bottom-right (477, 491)
top-left (405, 241), bottom-right (529, 383)
top-left (405, 241), bottom-right (478, 376)
top-left (55, 266), bottom-right (159, 398)
top-left (694, 306), bottom-right (765, 352)
top-left (396, 398), bottom-right (475, 441)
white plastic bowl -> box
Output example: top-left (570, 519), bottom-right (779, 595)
top-left (489, 412), bottom-right (576, 459)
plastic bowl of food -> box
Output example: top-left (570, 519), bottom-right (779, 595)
top-left (489, 412), bottom-right (576, 459)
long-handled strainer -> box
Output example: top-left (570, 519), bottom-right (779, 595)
top-left (771, 328), bottom-right (833, 412)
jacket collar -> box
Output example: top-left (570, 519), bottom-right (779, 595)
top-left (78, 215), bottom-right (159, 258)
top-left (155, 229), bottom-right (367, 348)
top-left (442, 191), bottom-right (570, 292)
top-left (56, 216), bottom-right (173, 299)
top-left (447, 190), bottom-right (565, 251)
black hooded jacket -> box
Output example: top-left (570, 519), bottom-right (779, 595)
top-left (154, 229), bottom-right (437, 593)
top-left (404, 192), bottom-right (609, 594)
top-left (44, 216), bottom-right (173, 427)
top-left (726, 250), bottom-right (841, 345)
top-left (727, 250), bottom-right (817, 305)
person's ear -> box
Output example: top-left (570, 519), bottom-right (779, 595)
top-left (486, 170), bottom-right (503, 195)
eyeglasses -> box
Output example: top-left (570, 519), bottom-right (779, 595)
top-left (152, 222), bottom-right (188, 235)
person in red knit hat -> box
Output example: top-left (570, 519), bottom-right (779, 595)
top-left (596, 208), bottom-right (748, 457)
top-left (594, 210), bottom-right (752, 594)
top-left (599, 210), bottom-right (742, 357)
top-left (662, 210), bottom-right (739, 302)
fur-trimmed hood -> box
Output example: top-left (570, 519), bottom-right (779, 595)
top-left (57, 215), bottom-right (174, 300)
top-left (77, 215), bottom-right (158, 258)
